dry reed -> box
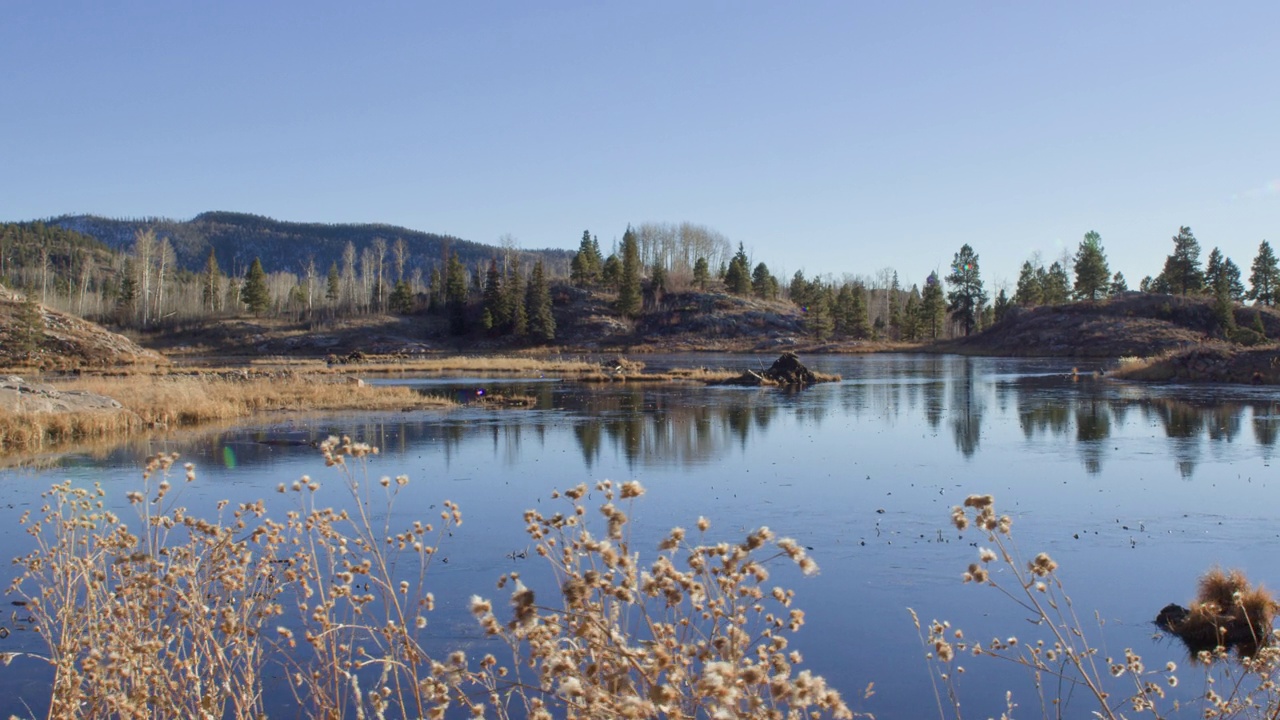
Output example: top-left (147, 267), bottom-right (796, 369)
top-left (917, 494), bottom-right (1280, 719)
top-left (7, 439), bottom-right (859, 719)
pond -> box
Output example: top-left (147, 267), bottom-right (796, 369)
top-left (1, 353), bottom-right (1277, 718)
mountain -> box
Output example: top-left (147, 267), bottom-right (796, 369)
top-left (47, 212), bottom-right (573, 276)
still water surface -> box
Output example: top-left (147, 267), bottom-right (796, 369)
top-left (2, 353), bottom-right (1278, 717)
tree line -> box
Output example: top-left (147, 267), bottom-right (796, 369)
top-left (3, 219), bottom-right (1279, 345)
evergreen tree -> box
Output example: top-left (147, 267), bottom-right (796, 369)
top-left (241, 258), bottom-right (270, 315)
top-left (1014, 261), bottom-right (1042, 306)
top-left (901, 286), bottom-right (922, 341)
top-left (428, 267), bottom-right (445, 313)
top-left (482, 260), bottom-right (507, 332)
top-left (650, 262), bottom-right (670, 293)
top-left (789, 270), bottom-right (807, 303)
top-left (201, 249), bottom-right (223, 312)
top-left (692, 257), bottom-right (710, 290)
top-left (326, 262), bottom-right (341, 304)
top-left (921, 271), bottom-right (946, 340)
top-left (445, 252), bottom-right (469, 335)
top-left (1159, 226), bottom-right (1205, 295)
top-left (1110, 271), bottom-right (1129, 295)
top-left (993, 288), bottom-right (1012, 323)
top-left (804, 282), bottom-right (835, 340)
top-left (616, 227), bottom-right (642, 317)
top-left (570, 230), bottom-right (601, 287)
top-left (1248, 240), bottom-right (1280, 306)
top-left (724, 243), bottom-right (752, 295)
top-left (1205, 248), bottom-right (1245, 301)
top-left (506, 269), bottom-right (527, 336)
top-left (833, 283), bottom-right (868, 338)
top-left (388, 280), bottom-right (413, 314)
top-left (602, 254), bottom-right (621, 290)
top-left (1041, 262), bottom-right (1071, 305)
top-left (15, 291), bottom-right (43, 357)
top-left (1072, 231), bottom-right (1111, 301)
top-left (116, 259), bottom-right (138, 320)
top-left (751, 262), bottom-right (776, 300)
top-left (945, 244), bottom-right (987, 336)
top-left (526, 259), bottom-right (556, 342)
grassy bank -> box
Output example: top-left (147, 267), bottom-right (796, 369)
top-left (0, 372), bottom-right (455, 455)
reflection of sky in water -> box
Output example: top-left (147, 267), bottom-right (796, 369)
top-left (1, 354), bottom-right (1278, 717)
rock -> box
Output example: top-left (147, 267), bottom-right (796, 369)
top-left (0, 376), bottom-right (125, 414)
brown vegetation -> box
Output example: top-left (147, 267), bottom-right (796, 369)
top-left (0, 372), bottom-right (453, 455)
top-left (8, 441), bottom-right (860, 719)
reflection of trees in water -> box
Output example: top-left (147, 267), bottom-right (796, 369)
top-left (949, 358), bottom-right (982, 458)
top-left (1252, 403), bottom-right (1279, 449)
top-left (1074, 401), bottom-right (1111, 475)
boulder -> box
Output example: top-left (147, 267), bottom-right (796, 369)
top-left (0, 376), bottom-right (125, 414)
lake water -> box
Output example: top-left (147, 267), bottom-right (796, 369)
top-left (1, 353), bottom-right (1278, 718)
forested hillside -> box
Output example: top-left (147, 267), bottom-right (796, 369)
top-left (48, 212), bottom-right (573, 278)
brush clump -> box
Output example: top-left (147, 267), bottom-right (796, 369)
top-left (1156, 566), bottom-right (1279, 659)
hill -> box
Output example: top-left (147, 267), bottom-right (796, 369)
top-left (0, 285), bottom-right (165, 368)
top-left (46, 211), bottom-right (574, 276)
top-left (943, 292), bottom-right (1280, 358)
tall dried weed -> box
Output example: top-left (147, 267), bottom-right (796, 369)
top-left (8, 439), bottom-right (859, 719)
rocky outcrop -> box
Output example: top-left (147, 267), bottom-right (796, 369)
top-left (0, 286), bottom-right (165, 368)
top-left (1116, 344), bottom-right (1280, 384)
top-left (0, 376), bottom-right (127, 414)
top-left (944, 294), bottom-right (1280, 359)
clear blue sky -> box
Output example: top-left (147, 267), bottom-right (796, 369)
top-left (3, 1), bottom-right (1277, 291)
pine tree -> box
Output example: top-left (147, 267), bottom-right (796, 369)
top-left (993, 288), bottom-right (1012, 323)
top-left (804, 282), bottom-right (835, 340)
top-left (1159, 226), bottom-right (1205, 295)
top-left (445, 252), bottom-right (469, 335)
top-left (887, 272), bottom-right (903, 338)
top-left (15, 291), bottom-right (43, 358)
top-left (650, 263), bottom-right (667, 295)
top-left (570, 230), bottom-right (601, 287)
top-left (921, 271), bottom-right (946, 340)
top-left (482, 260), bottom-right (507, 332)
top-left (1041, 262), bottom-right (1071, 305)
top-left (901, 287), bottom-right (922, 341)
top-left (506, 269), bottom-right (527, 336)
top-left (116, 259), bottom-right (138, 320)
top-left (616, 227), bottom-right (642, 317)
top-left (1072, 231), bottom-right (1111, 301)
top-left (1249, 240), bottom-right (1280, 306)
top-left (724, 243), bottom-right (752, 295)
top-left (1014, 261), bottom-right (1042, 306)
top-left (241, 258), bottom-right (270, 315)
top-left (389, 280), bottom-right (413, 314)
top-left (1110, 271), bottom-right (1129, 295)
top-left (526, 259), bottom-right (556, 342)
top-left (945, 245), bottom-right (987, 336)
top-left (1205, 248), bottom-right (1245, 301)
top-left (602, 255), bottom-right (621, 290)
top-left (201, 249), bottom-right (222, 312)
top-left (751, 262), bottom-right (775, 300)
top-left (692, 257), bottom-right (710, 290)
top-left (326, 262), bottom-right (341, 304)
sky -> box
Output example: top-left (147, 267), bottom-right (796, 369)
top-left (3, 1), bottom-right (1278, 291)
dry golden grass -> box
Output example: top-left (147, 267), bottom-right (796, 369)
top-left (0, 409), bottom-right (145, 454)
top-left (59, 373), bottom-right (454, 425)
top-left (315, 355), bottom-right (603, 375)
top-left (0, 373), bottom-right (454, 456)
top-left (9, 439), bottom-right (861, 719)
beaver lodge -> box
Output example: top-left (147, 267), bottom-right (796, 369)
top-left (710, 352), bottom-right (840, 387)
